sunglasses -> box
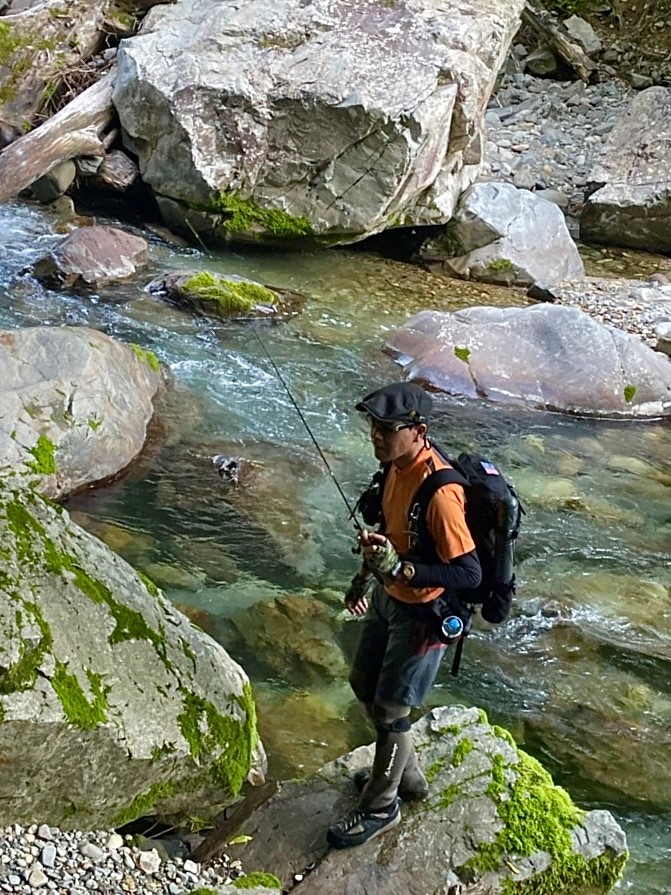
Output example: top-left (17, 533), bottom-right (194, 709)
top-left (368, 416), bottom-right (416, 435)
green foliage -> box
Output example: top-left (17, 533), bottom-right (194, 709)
top-left (623, 384), bottom-right (637, 403)
top-left (26, 435), bottom-right (57, 475)
top-left (212, 193), bottom-right (314, 238)
top-left (130, 344), bottom-right (161, 372)
top-left (182, 272), bottom-right (276, 313)
top-left (233, 872), bottom-right (283, 889)
top-left (487, 258), bottom-right (514, 272)
top-left (454, 346), bottom-right (471, 364)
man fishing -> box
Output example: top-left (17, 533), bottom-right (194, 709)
top-left (327, 382), bottom-right (482, 849)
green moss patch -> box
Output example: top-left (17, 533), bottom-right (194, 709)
top-left (233, 872), bottom-right (282, 889)
top-left (130, 343), bottom-right (161, 372)
top-left (52, 662), bottom-right (109, 729)
top-left (472, 750), bottom-right (627, 894)
top-left (451, 737), bottom-right (475, 767)
top-left (178, 683), bottom-right (258, 798)
top-left (26, 435), bottom-right (57, 475)
top-left (212, 193), bottom-right (313, 239)
top-left (112, 780), bottom-right (177, 827)
top-left (0, 600), bottom-right (52, 696)
top-left (182, 272), bottom-right (276, 314)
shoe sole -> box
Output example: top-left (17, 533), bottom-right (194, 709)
top-left (327, 810), bottom-right (401, 849)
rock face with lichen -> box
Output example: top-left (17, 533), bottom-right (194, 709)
top-left (236, 705), bottom-right (628, 895)
top-left (0, 326), bottom-right (166, 499)
top-left (112, 0), bottom-right (526, 247)
top-left (385, 304), bottom-right (671, 418)
top-left (0, 484), bottom-right (264, 829)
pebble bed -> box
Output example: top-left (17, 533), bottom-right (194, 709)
top-left (483, 68), bottom-right (671, 348)
top-left (0, 825), bottom-right (239, 895)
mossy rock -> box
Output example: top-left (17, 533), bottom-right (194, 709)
top-left (0, 482), bottom-right (262, 829)
top-left (147, 270), bottom-right (305, 321)
top-left (235, 705), bottom-right (628, 895)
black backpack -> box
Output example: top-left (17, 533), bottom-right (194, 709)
top-left (408, 450), bottom-right (523, 625)
top-left (356, 445), bottom-right (524, 625)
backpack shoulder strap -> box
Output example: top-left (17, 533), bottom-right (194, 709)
top-left (408, 465), bottom-right (470, 559)
top-left (409, 466), bottom-right (469, 536)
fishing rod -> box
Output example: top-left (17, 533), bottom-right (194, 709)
top-left (251, 327), bottom-right (365, 535)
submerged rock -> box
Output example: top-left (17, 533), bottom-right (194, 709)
top-left (230, 593), bottom-right (349, 687)
top-left (233, 705), bottom-right (628, 894)
top-left (0, 484), bottom-right (264, 829)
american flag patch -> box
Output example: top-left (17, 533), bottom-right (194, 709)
top-left (480, 460), bottom-right (500, 476)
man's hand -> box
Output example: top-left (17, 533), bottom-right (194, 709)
top-left (345, 570), bottom-right (371, 616)
top-left (359, 529), bottom-right (400, 578)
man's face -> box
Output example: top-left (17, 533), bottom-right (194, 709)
top-left (368, 417), bottom-right (425, 466)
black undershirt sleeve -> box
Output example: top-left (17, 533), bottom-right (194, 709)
top-left (408, 549), bottom-right (482, 591)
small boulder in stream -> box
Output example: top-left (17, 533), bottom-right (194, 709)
top-left (32, 225), bottom-right (148, 290)
top-left (230, 705), bottom-right (627, 895)
top-left (420, 182), bottom-right (585, 288)
top-left (385, 304), bottom-right (671, 417)
top-left (147, 270), bottom-right (304, 321)
top-left (0, 326), bottom-right (167, 500)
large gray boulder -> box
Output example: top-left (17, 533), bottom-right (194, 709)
top-left (113, 0), bottom-right (526, 247)
top-left (384, 304), bottom-right (671, 417)
top-left (0, 484), bottom-right (264, 830)
top-left (232, 705), bottom-right (628, 895)
top-left (421, 181), bottom-right (585, 287)
top-left (581, 87), bottom-right (671, 253)
top-left (0, 326), bottom-right (166, 499)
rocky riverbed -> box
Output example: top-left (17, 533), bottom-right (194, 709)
top-left (0, 823), bottom-right (241, 895)
top-left (483, 69), bottom-right (671, 348)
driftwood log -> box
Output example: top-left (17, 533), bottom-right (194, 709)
top-left (522, 1), bottom-right (597, 83)
top-left (0, 68), bottom-right (115, 203)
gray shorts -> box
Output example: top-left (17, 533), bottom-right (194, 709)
top-left (349, 584), bottom-right (447, 707)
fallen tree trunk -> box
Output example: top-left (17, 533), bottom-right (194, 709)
top-left (522, 0), bottom-right (597, 83)
top-left (0, 68), bottom-right (115, 203)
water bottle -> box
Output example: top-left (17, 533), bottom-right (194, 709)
top-left (440, 615), bottom-right (464, 644)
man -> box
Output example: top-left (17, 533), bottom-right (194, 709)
top-left (327, 381), bottom-right (482, 849)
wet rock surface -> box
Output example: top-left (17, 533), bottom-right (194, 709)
top-left (235, 705), bottom-right (627, 895)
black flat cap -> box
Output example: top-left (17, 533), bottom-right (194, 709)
top-left (356, 382), bottom-right (432, 425)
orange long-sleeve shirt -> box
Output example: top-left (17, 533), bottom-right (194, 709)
top-left (382, 443), bottom-right (475, 604)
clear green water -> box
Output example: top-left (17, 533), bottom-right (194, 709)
top-left (1, 200), bottom-right (670, 892)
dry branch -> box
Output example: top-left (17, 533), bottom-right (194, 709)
top-left (522, 1), bottom-right (597, 83)
top-left (0, 67), bottom-right (115, 204)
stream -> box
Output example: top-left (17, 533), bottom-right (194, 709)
top-left (1, 199), bottom-right (670, 893)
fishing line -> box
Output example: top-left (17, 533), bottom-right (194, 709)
top-left (249, 326), bottom-right (364, 533)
